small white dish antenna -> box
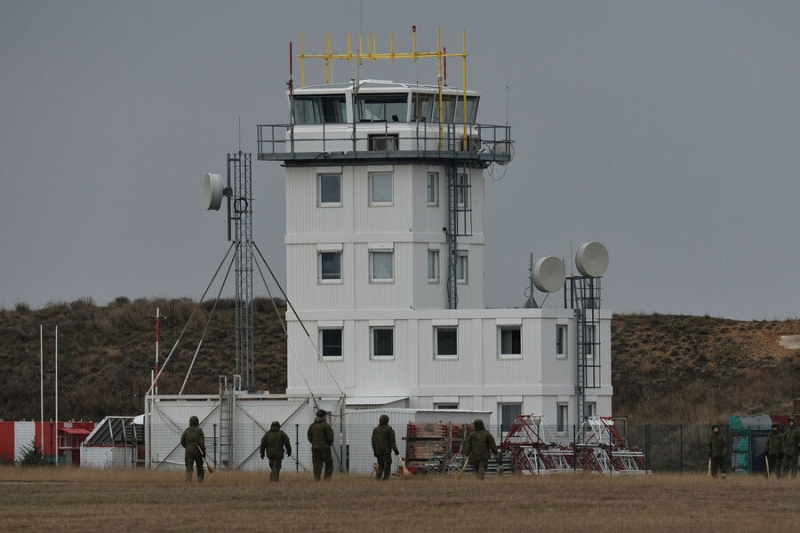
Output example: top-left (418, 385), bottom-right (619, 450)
top-left (575, 241), bottom-right (609, 278)
top-left (204, 173), bottom-right (224, 211)
top-left (493, 142), bottom-right (515, 166)
top-left (532, 256), bottom-right (566, 292)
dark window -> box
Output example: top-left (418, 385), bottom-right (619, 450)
top-left (321, 329), bottom-right (342, 358)
top-left (435, 327), bottom-right (457, 357)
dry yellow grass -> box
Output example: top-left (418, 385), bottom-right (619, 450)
top-left (1, 467), bottom-right (798, 532)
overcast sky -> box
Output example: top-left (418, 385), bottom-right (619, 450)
top-left (1, 1), bottom-right (798, 321)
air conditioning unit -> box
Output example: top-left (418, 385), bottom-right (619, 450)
top-left (369, 134), bottom-right (398, 151)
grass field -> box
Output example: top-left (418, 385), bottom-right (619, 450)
top-left (1, 467), bottom-right (797, 532)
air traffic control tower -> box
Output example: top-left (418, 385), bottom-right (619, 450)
top-left (256, 29), bottom-right (610, 430)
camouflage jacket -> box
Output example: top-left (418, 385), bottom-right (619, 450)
top-left (260, 425), bottom-right (292, 460)
top-left (307, 417), bottom-right (334, 450)
top-left (181, 426), bottom-right (205, 460)
top-left (464, 421), bottom-right (498, 462)
top-left (371, 418), bottom-right (399, 457)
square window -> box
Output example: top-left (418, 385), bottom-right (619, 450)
top-left (427, 250), bottom-right (439, 282)
top-left (318, 174), bottom-right (341, 205)
top-left (427, 172), bottom-right (439, 205)
top-left (499, 326), bottom-right (521, 357)
top-left (456, 252), bottom-right (468, 283)
top-left (370, 250), bottom-right (394, 281)
top-left (319, 251), bottom-right (342, 281)
top-left (369, 172), bottom-right (393, 205)
top-left (371, 327), bottom-right (394, 358)
top-left (556, 325), bottom-right (568, 359)
top-left (320, 328), bottom-right (342, 358)
top-left (435, 327), bottom-right (458, 358)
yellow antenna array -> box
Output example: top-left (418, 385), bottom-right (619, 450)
top-left (298, 27), bottom-right (470, 144)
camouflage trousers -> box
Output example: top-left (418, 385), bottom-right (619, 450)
top-left (185, 456), bottom-right (204, 483)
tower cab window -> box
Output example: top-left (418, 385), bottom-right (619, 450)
top-left (292, 96), bottom-right (347, 124)
top-left (355, 94), bottom-right (407, 122)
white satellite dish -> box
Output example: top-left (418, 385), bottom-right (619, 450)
top-left (203, 173), bottom-right (223, 211)
top-left (493, 142), bottom-right (515, 165)
top-left (575, 241), bottom-right (609, 278)
top-left (532, 256), bottom-right (566, 292)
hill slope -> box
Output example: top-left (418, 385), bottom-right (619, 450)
top-left (2, 298), bottom-right (799, 423)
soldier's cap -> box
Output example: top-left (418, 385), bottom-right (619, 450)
top-left (316, 409), bottom-right (327, 417)
top-left (773, 423), bottom-right (779, 429)
top-left (790, 417), bottom-right (796, 423)
top-left (711, 424), bottom-right (720, 430)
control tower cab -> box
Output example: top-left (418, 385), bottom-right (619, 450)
top-left (258, 79), bottom-right (512, 165)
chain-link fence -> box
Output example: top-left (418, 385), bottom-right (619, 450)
top-left (138, 418), bottom-right (781, 475)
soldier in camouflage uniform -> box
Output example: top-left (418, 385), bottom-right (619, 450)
top-left (371, 414), bottom-right (400, 481)
top-left (260, 421), bottom-right (292, 482)
top-left (463, 419), bottom-right (499, 480)
top-left (782, 417), bottom-right (800, 479)
top-left (706, 424), bottom-right (727, 478)
top-left (180, 415), bottom-right (206, 483)
top-left (307, 409), bottom-right (334, 481)
top-left (764, 422), bottom-right (783, 478)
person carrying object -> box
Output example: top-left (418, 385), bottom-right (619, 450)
top-left (180, 415), bottom-right (206, 483)
top-left (371, 414), bottom-right (400, 481)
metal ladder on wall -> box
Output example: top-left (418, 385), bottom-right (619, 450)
top-left (570, 277), bottom-right (602, 437)
top-left (446, 162), bottom-right (473, 309)
top-left (218, 376), bottom-right (237, 468)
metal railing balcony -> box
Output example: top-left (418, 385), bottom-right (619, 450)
top-left (256, 121), bottom-right (513, 165)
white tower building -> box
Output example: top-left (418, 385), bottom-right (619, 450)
top-left (256, 33), bottom-right (612, 432)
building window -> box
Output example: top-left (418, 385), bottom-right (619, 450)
top-left (371, 327), bottom-right (394, 358)
top-left (456, 252), bottom-right (468, 283)
top-left (427, 250), bottom-right (439, 282)
top-left (435, 327), bottom-right (458, 359)
top-left (556, 324), bottom-right (568, 359)
top-left (435, 403), bottom-right (459, 410)
top-left (557, 403), bottom-right (569, 435)
top-left (369, 172), bottom-right (393, 205)
top-left (585, 324), bottom-right (596, 359)
top-left (318, 174), bottom-right (341, 205)
top-left (500, 404), bottom-right (522, 433)
top-left (585, 402), bottom-right (596, 418)
top-left (320, 328), bottom-right (343, 358)
top-left (319, 251), bottom-right (342, 282)
top-left (499, 326), bottom-right (521, 358)
top-left (456, 173), bottom-right (470, 207)
top-left (370, 250), bottom-right (394, 282)
top-left (427, 172), bottom-right (439, 205)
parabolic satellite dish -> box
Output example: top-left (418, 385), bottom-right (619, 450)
top-left (532, 256), bottom-right (566, 292)
top-left (575, 241), bottom-right (609, 278)
top-left (203, 173), bottom-right (223, 211)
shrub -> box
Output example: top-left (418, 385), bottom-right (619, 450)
top-left (17, 440), bottom-right (49, 467)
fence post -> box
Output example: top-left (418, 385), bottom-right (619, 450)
top-left (644, 424), bottom-right (651, 473)
top-left (295, 424), bottom-right (300, 473)
top-left (679, 424), bottom-right (683, 475)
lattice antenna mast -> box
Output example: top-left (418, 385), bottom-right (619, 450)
top-left (203, 152), bottom-right (255, 391)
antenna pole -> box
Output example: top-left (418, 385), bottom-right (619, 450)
top-left (154, 308), bottom-right (160, 395)
top-left (40, 325), bottom-right (44, 455)
top-left (54, 325), bottom-right (58, 465)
